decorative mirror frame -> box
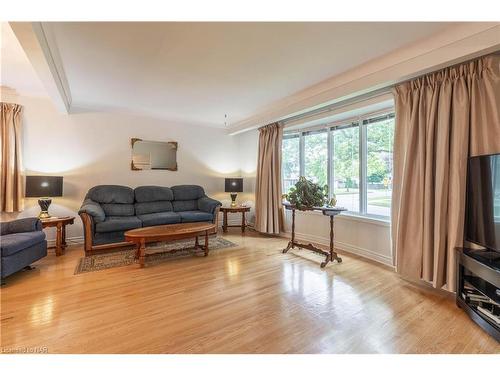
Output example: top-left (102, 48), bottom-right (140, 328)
top-left (130, 138), bottom-right (178, 171)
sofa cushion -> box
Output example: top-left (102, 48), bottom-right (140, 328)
top-left (179, 211), bottom-right (213, 223)
top-left (135, 186), bottom-right (174, 202)
top-left (86, 185), bottom-right (134, 204)
top-left (0, 231), bottom-right (46, 256)
top-left (95, 216), bottom-right (142, 233)
top-left (172, 185), bottom-right (205, 201)
top-left (138, 212), bottom-right (181, 227)
top-left (102, 203), bottom-right (135, 216)
top-left (135, 201), bottom-right (173, 215)
top-left (172, 200), bottom-right (198, 212)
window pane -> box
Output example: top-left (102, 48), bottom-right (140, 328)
top-left (282, 135), bottom-right (300, 193)
top-left (304, 131), bottom-right (328, 187)
top-left (333, 125), bottom-right (359, 212)
top-left (366, 117), bottom-right (394, 217)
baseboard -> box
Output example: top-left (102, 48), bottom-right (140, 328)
top-left (47, 236), bottom-right (84, 247)
top-left (281, 231), bottom-right (394, 267)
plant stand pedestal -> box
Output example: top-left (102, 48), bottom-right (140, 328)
top-left (282, 204), bottom-right (346, 268)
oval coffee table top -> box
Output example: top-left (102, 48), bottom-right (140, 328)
top-left (125, 222), bottom-right (215, 239)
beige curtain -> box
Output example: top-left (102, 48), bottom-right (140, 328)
top-left (392, 55), bottom-right (500, 291)
top-left (1, 102), bottom-right (24, 212)
top-left (254, 122), bottom-right (284, 234)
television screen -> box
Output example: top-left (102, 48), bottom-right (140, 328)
top-left (466, 153), bottom-right (500, 252)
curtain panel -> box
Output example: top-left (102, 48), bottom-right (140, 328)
top-left (1, 102), bottom-right (24, 212)
top-left (392, 55), bottom-right (500, 291)
top-left (254, 122), bottom-right (284, 235)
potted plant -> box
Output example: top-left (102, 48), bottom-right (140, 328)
top-left (283, 176), bottom-right (329, 210)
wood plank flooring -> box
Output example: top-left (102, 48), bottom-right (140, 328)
top-left (1, 231), bottom-right (498, 353)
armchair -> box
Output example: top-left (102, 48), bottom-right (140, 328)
top-left (0, 217), bottom-right (47, 283)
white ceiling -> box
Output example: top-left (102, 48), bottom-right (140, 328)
top-left (6, 22), bottom-right (457, 127)
top-left (0, 22), bottom-right (47, 97)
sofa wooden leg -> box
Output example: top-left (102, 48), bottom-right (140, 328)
top-left (23, 265), bottom-right (35, 271)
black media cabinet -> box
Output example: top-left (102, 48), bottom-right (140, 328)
top-left (456, 248), bottom-right (500, 342)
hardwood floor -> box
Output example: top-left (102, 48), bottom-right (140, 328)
top-left (1, 231), bottom-right (498, 354)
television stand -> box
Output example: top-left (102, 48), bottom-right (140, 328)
top-left (456, 248), bottom-right (500, 342)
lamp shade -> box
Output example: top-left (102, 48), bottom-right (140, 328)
top-left (25, 176), bottom-right (63, 198)
top-left (225, 178), bottom-right (243, 193)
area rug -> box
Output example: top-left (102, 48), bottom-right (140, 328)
top-left (74, 237), bottom-right (238, 274)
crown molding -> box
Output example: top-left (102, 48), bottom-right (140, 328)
top-left (9, 22), bottom-right (72, 114)
top-left (228, 22), bottom-right (500, 135)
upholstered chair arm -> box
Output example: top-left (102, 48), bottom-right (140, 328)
top-left (198, 196), bottom-right (222, 214)
top-left (0, 217), bottom-right (42, 235)
top-left (78, 198), bottom-right (105, 223)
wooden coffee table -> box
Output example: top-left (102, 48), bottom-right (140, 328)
top-left (124, 222), bottom-right (216, 268)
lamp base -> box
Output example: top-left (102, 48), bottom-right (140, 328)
top-left (230, 193), bottom-right (238, 208)
top-left (37, 198), bottom-right (52, 219)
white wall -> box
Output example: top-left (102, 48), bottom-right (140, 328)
top-left (233, 129), bottom-right (393, 267)
top-left (2, 95), bottom-right (392, 264)
top-left (0, 96), bottom-right (240, 242)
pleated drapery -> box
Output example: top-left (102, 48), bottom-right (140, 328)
top-left (392, 55), bottom-right (500, 291)
top-left (254, 122), bottom-right (284, 235)
top-left (0, 102), bottom-right (24, 212)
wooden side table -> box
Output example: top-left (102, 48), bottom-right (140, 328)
top-left (220, 206), bottom-right (251, 233)
top-left (40, 216), bottom-right (75, 256)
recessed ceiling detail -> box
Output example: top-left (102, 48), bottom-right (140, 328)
top-left (4, 22), bottom-right (460, 127)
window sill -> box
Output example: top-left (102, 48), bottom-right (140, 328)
top-left (289, 209), bottom-right (391, 227)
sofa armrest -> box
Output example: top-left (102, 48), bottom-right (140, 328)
top-left (78, 198), bottom-right (105, 223)
top-left (198, 196), bottom-right (222, 214)
top-left (0, 217), bottom-right (42, 235)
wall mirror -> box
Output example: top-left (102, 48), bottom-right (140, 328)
top-left (131, 138), bottom-right (178, 171)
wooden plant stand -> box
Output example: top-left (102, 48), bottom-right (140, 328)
top-left (282, 204), bottom-right (346, 268)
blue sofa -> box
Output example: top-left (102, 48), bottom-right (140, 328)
top-left (79, 185), bottom-right (221, 255)
top-left (0, 218), bottom-right (47, 282)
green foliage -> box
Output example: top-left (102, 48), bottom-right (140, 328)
top-left (286, 176), bottom-right (328, 210)
top-left (304, 132), bottom-right (328, 186)
top-left (282, 117), bottom-right (395, 199)
top-left (368, 171), bottom-right (385, 183)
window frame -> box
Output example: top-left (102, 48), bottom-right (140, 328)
top-left (282, 108), bottom-right (395, 220)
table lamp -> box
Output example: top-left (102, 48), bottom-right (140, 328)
top-left (224, 178), bottom-right (243, 207)
top-left (25, 176), bottom-right (63, 219)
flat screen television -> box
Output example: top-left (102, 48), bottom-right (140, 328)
top-left (465, 153), bottom-right (500, 255)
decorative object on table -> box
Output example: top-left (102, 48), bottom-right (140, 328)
top-left (225, 177), bottom-right (243, 208)
top-left (220, 206), bottom-right (251, 233)
top-left (327, 194), bottom-right (337, 207)
top-left (124, 222), bottom-right (216, 268)
top-left (40, 216), bottom-right (75, 256)
top-left (284, 176), bottom-right (328, 210)
top-left (25, 175), bottom-right (63, 219)
top-left (74, 237), bottom-right (237, 274)
top-left (0, 218), bottom-right (47, 283)
top-left (131, 138), bottom-right (178, 171)
top-left (78, 185), bottom-right (221, 255)
top-left (282, 203), bottom-right (346, 268)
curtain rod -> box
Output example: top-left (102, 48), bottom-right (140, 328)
top-left (275, 53), bottom-right (498, 130)
top-left (278, 86), bottom-right (394, 127)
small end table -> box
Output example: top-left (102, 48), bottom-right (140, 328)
top-left (220, 206), bottom-right (251, 233)
top-left (40, 216), bottom-right (75, 256)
